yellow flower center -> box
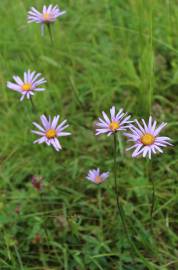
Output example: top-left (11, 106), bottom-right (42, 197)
top-left (46, 129), bottom-right (56, 139)
top-left (43, 13), bottom-right (50, 21)
top-left (95, 176), bottom-right (102, 184)
top-left (21, 83), bottom-right (32, 91)
top-left (109, 121), bottom-right (119, 131)
top-left (141, 133), bottom-right (155, 145)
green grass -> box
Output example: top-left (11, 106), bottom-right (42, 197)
top-left (0, 0), bottom-right (178, 269)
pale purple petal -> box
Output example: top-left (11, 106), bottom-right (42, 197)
top-left (7, 82), bottom-right (22, 92)
top-left (40, 115), bottom-right (49, 129)
top-left (32, 122), bottom-right (45, 132)
top-left (154, 123), bottom-right (167, 136)
top-left (110, 106), bottom-right (116, 119)
top-left (13, 76), bottom-right (23, 85)
top-left (31, 130), bottom-right (45, 136)
top-left (51, 115), bottom-right (60, 129)
top-left (57, 132), bottom-right (71, 137)
top-left (102, 111), bottom-right (110, 124)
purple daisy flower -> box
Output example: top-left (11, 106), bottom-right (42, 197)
top-left (86, 168), bottom-right (109, 184)
top-left (7, 70), bottom-right (46, 101)
top-left (125, 116), bottom-right (172, 159)
top-left (32, 115), bottom-right (71, 151)
top-left (96, 106), bottom-right (132, 136)
top-left (28, 5), bottom-right (66, 34)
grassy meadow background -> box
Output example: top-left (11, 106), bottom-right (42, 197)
top-left (0, 0), bottom-right (178, 269)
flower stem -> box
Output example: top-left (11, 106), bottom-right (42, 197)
top-left (47, 24), bottom-right (53, 44)
top-left (113, 134), bottom-right (128, 233)
top-left (148, 161), bottom-right (155, 231)
top-left (113, 134), bottom-right (150, 267)
top-left (30, 97), bottom-right (37, 113)
top-left (113, 134), bottom-right (134, 262)
top-left (113, 134), bottom-right (123, 267)
top-left (113, 133), bottom-right (122, 219)
top-left (150, 178), bottom-right (155, 231)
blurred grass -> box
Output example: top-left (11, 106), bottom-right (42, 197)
top-left (0, 0), bottom-right (178, 269)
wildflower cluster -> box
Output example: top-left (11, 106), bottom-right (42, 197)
top-left (86, 107), bottom-right (172, 184)
top-left (3, 4), bottom-right (175, 262)
top-left (6, 3), bottom-right (172, 213)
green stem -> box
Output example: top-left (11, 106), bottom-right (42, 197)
top-left (113, 133), bottom-right (128, 237)
top-left (47, 24), bottom-right (53, 44)
top-left (113, 133), bottom-right (123, 267)
top-left (113, 134), bottom-right (151, 268)
top-left (149, 162), bottom-right (155, 231)
top-left (113, 133), bottom-right (133, 266)
top-left (97, 188), bottom-right (104, 239)
top-left (30, 97), bottom-right (37, 114)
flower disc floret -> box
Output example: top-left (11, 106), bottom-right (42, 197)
top-left (109, 121), bottom-right (120, 132)
top-left (46, 129), bottom-right (57, 139)
top-left (141, 133), bottom-right (155, 145)
top-left (21, 83), bottom-right (32, 91)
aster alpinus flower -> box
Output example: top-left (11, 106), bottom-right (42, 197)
top-left (96, 106), bottom-right (131, 136)
top-left (7, 70), bottom-right (46, 101)
top-left (28, 5), bottom-right (66, 35)
top-left (86, 168), bottom-right (109, 184)
top-left (125, 116), bottom-right (172, 159)
top-left (32, 115), bottom-right (71, 151)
